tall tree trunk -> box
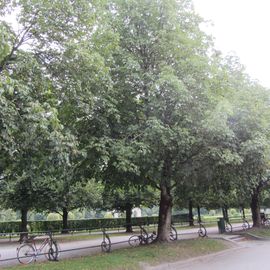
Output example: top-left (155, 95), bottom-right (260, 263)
top-left (251, 190), bottom-right (261, 227)
top-left (197, 206), bottom-right (201, 223)
top-left (62, 207), bottom-right (69, 234)
top-left (20, 208), bottom-right (28, 233)
top-left (188, 199), bottom-right (194, 226)
top-left (157, 183), bottom-right (173, 242)
top-left (222, 207), bottom-right (228, 221)
top-left (125, 203), bottom-right (133, 233)
top-left (19, 208), bottom-right (28, 242)
top-left (225, 206), bottom-right (229, 222)
top-left (242, 206), bottom-right (246, 219)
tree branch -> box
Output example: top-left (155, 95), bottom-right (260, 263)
top-left (0, 16), bottom-right (37, 73)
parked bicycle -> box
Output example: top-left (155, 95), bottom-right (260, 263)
top-left (198, 222), bottom-right (207, 237)
top-left (225, 221), bottom-right (232, 233)
top-left (101, 228), bottom-right (111, 253)
top-left (261, 213), bottom-right (270, 227)
top-left (128, 225), bottom-right (156, 247)
top-left (242, 218), bottom-right (250, 230)
top-left (17, 231), bottom-right (59, 264)
top-left (170, 224), bottom-right (178, 241)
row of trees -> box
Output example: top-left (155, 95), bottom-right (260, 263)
top-left (1, 0), bottom-right (270, 241)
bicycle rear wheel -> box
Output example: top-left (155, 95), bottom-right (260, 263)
top-left (17, 243), bottom-right (35, 264)
top-left (101, 234), bottom-right (111, 252)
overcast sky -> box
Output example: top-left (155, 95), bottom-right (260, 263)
top-left (193, 0), bottom-right (270, 88)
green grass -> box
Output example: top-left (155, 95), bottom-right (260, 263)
top-left (245, 227), bottom-right (270, 238)
top-left (7, 239), bottom-right (229, 270)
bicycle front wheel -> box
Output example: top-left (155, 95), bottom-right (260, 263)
top-left (17, 243), bottom-right (35, 264)
top-left (198, 224), bottom-right (207, 237)
top-left (264, 219), bottom-right (270, 227)
top-left (242, 220), bottom-right (250, 231)
top-left (225, 222), bottom-right (232, 233)
top-left (101, 234), bottom-right (111, 253)
top-left (45, 241), bottom-right (59, 261)
top-left (128, 235), bottom-right (140, 247)
top-left (170, 226), bottom-right (178, 241)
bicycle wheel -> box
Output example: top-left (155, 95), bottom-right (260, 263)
top-left (45, 241), bottom-right (59, 261)
top-left (225, 222), bottom-right (232, 233)
top-left (170, 226), bottom-right (178, 241)
top-left (264, 218), bottom-right (270, 227)
top-left (198, 224), bottom-right (207, 237)
top-left (101, 234), bottom-right (111, 253)
top-left (141, 228), bottom-right (148, 244)
top-left (128, 235), bottom-right (141, 247)
top-left (17, 243), bottom-right (35, 264)
top-left (148, 232), bottom-right (157, 244)
top-left (242, 220), bottom-right (249, 231)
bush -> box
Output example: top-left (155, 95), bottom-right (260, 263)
top-left (0, 214), bottom-right (189, 234)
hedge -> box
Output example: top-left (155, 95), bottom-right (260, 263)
top-left (0, 214), bottom-right (189, 234)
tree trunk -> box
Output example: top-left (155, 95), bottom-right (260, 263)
top-left (62, 207), bottom-right (69, 234)
top-left (188, 199), bottom-right (194, 226)
top-left (125, 203), bottom-right (133, 233)
top-left (19, 208), bottom-right (28, 242)
top-left (222, 207), bottom-right (228, 222)
top-left (20, 208), bottom-right (28, 233)
top-left (242, 206), bottom-right (246, 219)
top-left (251, 191), bottom-right (261, 227)
top-left (197, 206), bottom-right (201, 223)
top-left (157, 184), bottom-right (173, 242)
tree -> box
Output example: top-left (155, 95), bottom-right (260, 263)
top-left (1, 0), bottom-right (118, 232)
top-left (102, 184), bottom-right (158, 232)
top-left (0, 13), bottom-right (79, 233)
top-left (229, 84), bottom-right (270, 227)
top-left (109, 0), bottom-right (214, 241)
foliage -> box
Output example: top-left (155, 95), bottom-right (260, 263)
top-left (1, 0), bottom-right (270, 238)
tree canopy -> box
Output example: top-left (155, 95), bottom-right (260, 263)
top-left (1, 0), bottom-right (270, 240)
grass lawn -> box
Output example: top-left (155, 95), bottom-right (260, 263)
top-left (6, 238), bottom-right (229, 270)
top-left (245, 227), bottom-right (270, 238)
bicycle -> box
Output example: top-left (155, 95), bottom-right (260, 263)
top-left (242, 218), bottom-right (250, 230)
top-left (225, 221), bottom-right (232, 233)
top-left (128, 225), bottom-right (156, 247)
top-left (261, 215), bottom-right (270, 227)
top-left (170, 225), bottom-right (178, 241)
top-left (17, 231), bottom-right (59, 264)
top-left (101, 228), bottom-right (111, 253)
top-left (198, 222), bottom-right (207, 237)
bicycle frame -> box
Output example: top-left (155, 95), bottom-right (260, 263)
top-left (32, 237), bottom-right (51, 256)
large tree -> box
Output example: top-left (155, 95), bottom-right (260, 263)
top-left (109, 0), bottom-right (215, 241)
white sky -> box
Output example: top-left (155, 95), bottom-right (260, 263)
top-left (193, 0), bottom-right (270, 88)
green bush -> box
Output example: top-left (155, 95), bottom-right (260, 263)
top-left (0, 214), bottom-right (189, 234)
